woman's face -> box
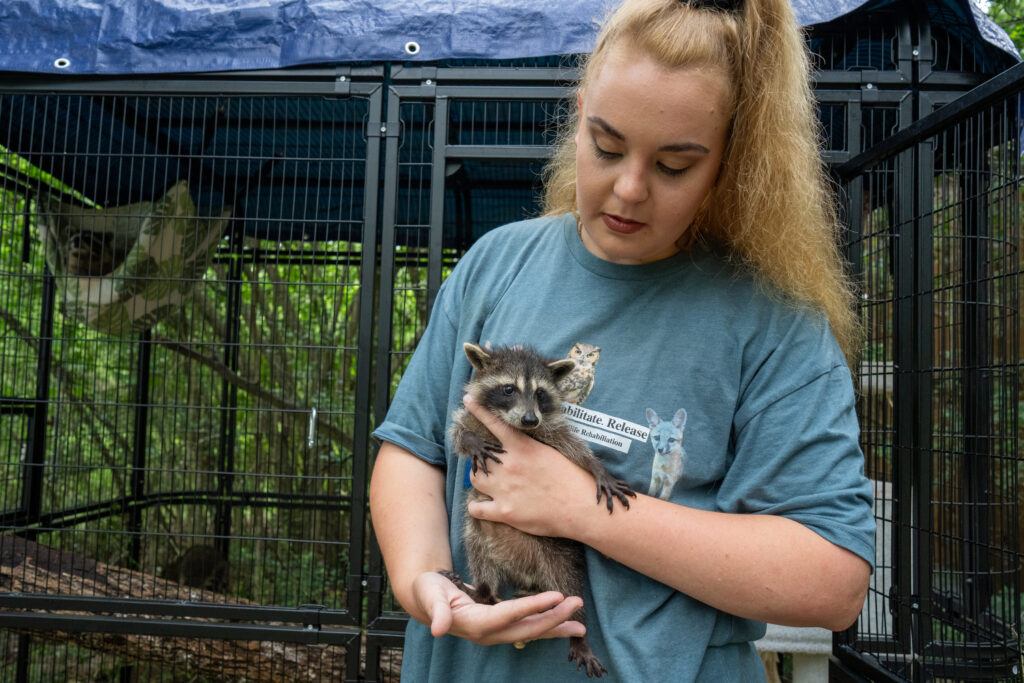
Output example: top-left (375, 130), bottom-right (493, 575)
top-left (575, 46), bottom-right (732, 265)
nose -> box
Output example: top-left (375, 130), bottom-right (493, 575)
top-left (521, 412), bottom-right (539, 428)
top-left (613, 160), bottom-right (649, 204)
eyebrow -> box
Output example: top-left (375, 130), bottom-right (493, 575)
top-left (587, 116), bottom-right (710, 154)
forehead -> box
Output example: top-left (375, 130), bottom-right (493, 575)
top-left (585, 46), bottom-right (732, 144)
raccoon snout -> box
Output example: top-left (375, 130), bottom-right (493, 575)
top-left (520, 412), bottom-right (539, 429)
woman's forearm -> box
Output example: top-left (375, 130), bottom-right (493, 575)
top-left (368, 442), bottom-right (452, 624)
top-left (570, 493), bottom-right (870, 631)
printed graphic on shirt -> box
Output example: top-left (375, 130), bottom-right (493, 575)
top-left (556, 342), bottom-right (601, 405)
top-left (557, 340), bottom-right (649, 453)
top-left (645, 408), bottom-right (687, 500)
top-left (562, 403), bottom-right (650, 454)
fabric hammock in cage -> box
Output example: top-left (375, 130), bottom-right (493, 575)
top-left (36, 181), bottom-right (231, 335)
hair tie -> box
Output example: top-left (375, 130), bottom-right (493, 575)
top-left (681, 0), bottom-right (743, 12)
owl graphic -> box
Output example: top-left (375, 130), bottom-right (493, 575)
top-left (558, 342), bottom-right (601, 405)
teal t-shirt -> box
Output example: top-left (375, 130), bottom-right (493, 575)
top-left (372, 212), bottom-right (875, 682)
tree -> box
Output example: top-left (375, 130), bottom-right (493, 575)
top-left (986, 0), bottom-right (1024, 55)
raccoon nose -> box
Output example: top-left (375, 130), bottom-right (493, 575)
top-left (521, 412), bottom-right (539, 428)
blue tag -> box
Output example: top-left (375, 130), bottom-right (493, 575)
top-left (463, 457), bottom-right (473, 489)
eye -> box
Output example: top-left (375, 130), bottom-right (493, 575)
top-left (502, 384), bottom-right (515, 395)
top-left (593, 138), bottom-right (687, 177)
top-left (535, 388), bottom-right (547, 401)
top-left (591, 139), bottom-right (620, 161)
top-left (657, 162), bottom-right (688, 177)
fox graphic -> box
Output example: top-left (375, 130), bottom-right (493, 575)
top-left (645, 408), bottom-right (687, 500)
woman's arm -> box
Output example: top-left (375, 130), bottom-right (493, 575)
top-left (368, 442), bottom-right (453, 623)
top-left (461, 396), bottom-right (871, 631)
top-left (368, 442), bottom-right (588, 642)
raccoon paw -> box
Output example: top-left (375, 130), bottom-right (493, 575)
top-left (436, 569), bottom-right (468, 591)
top-left (437, 571), bottom-right (499, 605)
top-left (569, 637), bottom-right (607, 678)
top-left (471, 581), bottom-right (499, 605)
top-left (462, 432), bottom-right (505, 475)
top-left (594, 472), bottom-right (636, 514)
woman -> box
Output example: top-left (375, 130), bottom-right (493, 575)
top-left (370, 0), bottom-right (875, 679)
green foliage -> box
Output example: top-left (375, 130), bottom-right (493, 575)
top-left (987, 0), bottom-right (1024, 55)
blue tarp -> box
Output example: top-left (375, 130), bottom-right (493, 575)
top-left (0, 0), bottom-right (1016, 76)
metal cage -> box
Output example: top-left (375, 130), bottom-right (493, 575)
top-left (835, 61), bottom-right (1023, 681)
top-left (0, 4), bottom-right (1019, 682)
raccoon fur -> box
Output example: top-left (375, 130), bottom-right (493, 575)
top-left (445, 342), bottom-right (635, 678)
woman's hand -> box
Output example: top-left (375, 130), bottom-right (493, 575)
top-left (414, 570), bottom-right (585, 644)
top-left (463, 394), bottom-right (598, 540)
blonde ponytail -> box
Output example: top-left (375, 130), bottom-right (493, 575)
top-left (543, 0), bottom-right (863, 366)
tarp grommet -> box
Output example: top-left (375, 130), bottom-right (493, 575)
top-left (53, 57), bottom-right (71, 69)
top-left (404, 41), bottom-right (420, 55)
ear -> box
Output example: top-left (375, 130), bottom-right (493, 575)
top-left (645, 408), bottom-right (659, 427)
top-left (673, 408), bottom-right (687, 429)
top-left (546, 358), bottom-right (576, 382)
top-left (464, 342), bottom-right (491, 371)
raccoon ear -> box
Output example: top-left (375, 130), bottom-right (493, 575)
top-left (546, 358), bottom-right (576, 382)
top-left (464, 342), bottom-right (491, 371)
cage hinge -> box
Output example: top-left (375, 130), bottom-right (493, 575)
top-left (335, 75), bottom-right (351, 95)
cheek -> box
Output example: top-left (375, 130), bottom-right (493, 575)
top-left (575, 149), bottom-right (610, 208)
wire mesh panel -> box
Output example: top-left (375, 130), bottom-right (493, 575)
top-left (0, 78), bottom-right (382, 681)
top-left (837, 64), bottom-right (1022, 682)
top-left (806, 7), bottom-right (909, 78)
top-left (365, 78), bottom-right (564, 682)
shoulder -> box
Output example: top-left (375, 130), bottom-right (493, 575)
top-left (462, 213), bottom-right (568, 262)
top-left (687, 248), bottom-right (846, 404)
top-left (436, 212), bottom-right (570, 317)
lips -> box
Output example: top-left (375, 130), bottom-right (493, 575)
top-left (602, 213), bottom-right (646, 235)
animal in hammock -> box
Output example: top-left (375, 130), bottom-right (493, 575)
top-left (65, 230), bottom-right (125, 276)
top-left (161, 544), bottom-right (230, 592)
top-left (445, 342), bottom-right (635, 678)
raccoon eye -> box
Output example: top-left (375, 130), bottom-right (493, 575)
top-left (535, 388), bottom-right (547, 401)
top-left (502, 384), bottom-right (515, 395)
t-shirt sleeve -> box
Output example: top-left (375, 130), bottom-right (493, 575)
top-left (717, 326), bottom-right (876, 570)
top-left (371, 279), bottom-right (461, 468)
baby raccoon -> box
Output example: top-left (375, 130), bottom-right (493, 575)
top-left (445, 342), bottom-right (635, 678)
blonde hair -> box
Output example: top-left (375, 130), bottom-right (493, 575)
top-left (543, 0), bottom-right (863, 366)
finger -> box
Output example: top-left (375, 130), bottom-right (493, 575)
top-left (478, 590), bottom-right (566, 630)
top-left (423, 586), bottom-right (454, 637)
top-left (430, 596), bottom-right (454, 637)
top-left (539, 619), bottom-right (587, 640)
top-left (466, 499), bottom-right (496, 521)
top-left (497, 596), bottom-right (586, 642)
top-left (463, 394), bottom-right (517, 441)
top-left (492, 592), bottom-right (581, 627)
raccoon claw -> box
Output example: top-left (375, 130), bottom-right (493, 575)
top-left (436, 571), bottom-right (498, 605)
top-left (569, 639), bottom-right (606, 678)
top-left (471, 451), bottom-right (504, 476)
top-left (436, 569), bottom-right (468, 591)
top-left (463, 432), bottom-right (505, 475)
top-left (594, 474), bottom-right (636, 514)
